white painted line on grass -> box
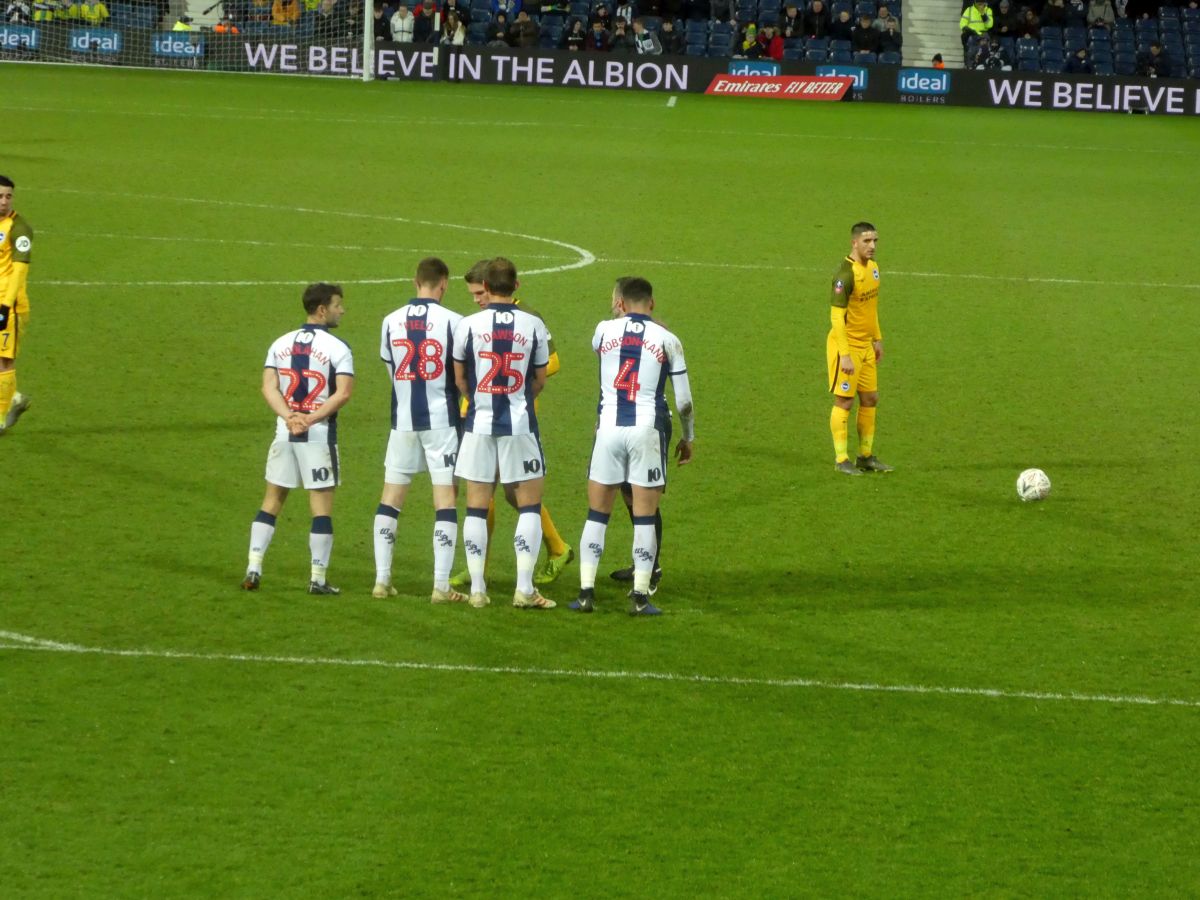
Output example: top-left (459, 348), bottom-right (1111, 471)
top-left (667, 95), bottom-right (677, 108)
top-left (2, 630), bottom-right (1196, 710)
top-left (42, 188), bottom-right (596, 278)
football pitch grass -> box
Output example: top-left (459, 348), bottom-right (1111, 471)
top-left (3, 63), bottom-right (1200, 896)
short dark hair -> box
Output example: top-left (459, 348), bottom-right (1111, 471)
top-left (616, 276), bottom-right (653, 306)
top-left (415, 256), bottom-right (449, 287)
top-left (464, 259), bottom-right (489, 285)
top-left (851, 221), bottom-right (877, 237)
top-left (302, 282), bottom-right (343, 314)
top-left (0, 175), bottom-right (13, 189)
top-left (483, 257), bottom-right (518, 297)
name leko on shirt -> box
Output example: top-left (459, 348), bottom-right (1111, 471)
top-left (275, 346), bottom-right (332, 365)
top-left (480, 329), bottom-right (528, 347)
top-left (597, 334), bottom-right (666, 364)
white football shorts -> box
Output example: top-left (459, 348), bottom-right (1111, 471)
top-left (384, 426), bottom-right (460, 486)
top-left (265, 439), bottom-right (340, 490)
top-left (588, 425), bottom-right (668, 488)
top-left (455, 431), bottom-right (545, 484)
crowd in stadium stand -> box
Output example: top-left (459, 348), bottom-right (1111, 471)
top-left (960, 0), bottom-right (1200, 76)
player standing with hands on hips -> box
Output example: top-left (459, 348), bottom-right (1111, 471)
top-left (571, 277), bottom-right (694, 617)
top-left (827, 221), bottom-right (892, 475)
top-left (242, 283), bottom-right (355, 594)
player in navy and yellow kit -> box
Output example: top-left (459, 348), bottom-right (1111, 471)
top-left (448, 259), bottom-right (575, 589)
top-left (0, 175), bottom-right (34, 437)
top-left (827, 221), bottom-right (892, 475)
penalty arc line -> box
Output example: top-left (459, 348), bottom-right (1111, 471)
top-left (1, 631), bottom-right (1197, 710)
top-left (40, 187), bottom-right (597, 278)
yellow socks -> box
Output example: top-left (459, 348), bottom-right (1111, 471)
top-left (540, 505), bottom-right (568, 557)
top-left (830, 405), bottom-right (850, 462)
top-left (857, 406), bottom-right (877, 458)
top-left (0, 369), bottom-right (15, 418)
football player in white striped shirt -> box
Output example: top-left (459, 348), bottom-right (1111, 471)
top-left (571, 277), bottom-right (694, 616)
top-left (372, 257), bottom-right (467, 603)
top-left (452, 257), bottom-right (555, 610)
top-left (242, 283), bottom-right (355, 595)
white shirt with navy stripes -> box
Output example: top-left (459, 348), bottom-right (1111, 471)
top-left (264, 324), bottom-right (354, 445)
top-left (452, 302), bottom-right (549, 437)
top-left (380, 299), bottom-right (464, 432)
top-left (592, 313), bottom-right (694, 439)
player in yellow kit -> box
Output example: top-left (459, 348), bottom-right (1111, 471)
top-left (449, 260), bottom-right (575, 588)
top-left (0, 175), bottom-right (34, 437)
top-left (827, 221), bottom-right (892, 475)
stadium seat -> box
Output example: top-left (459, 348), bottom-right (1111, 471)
top-left (1114, 55), bottom-right (1136, 75)
top-left (470, 9), bottom-right (491, 23)
top-left (830, 1), bottom-right (851, 19)
top-left (467, 22), bottom-right (488, 43)
top-left (1015, 37), bottom-right (1037, 54)
top-left (471, 0), bottom-right (490, 9)
top-left (783, 36), bottom-right (804, 49)
top-left (642, 16), bottom-right (661, 31)
top-left (878, 50), bottom-right (902, 64)
top-left (759, 11), bottom-right (779, 25)
top-left (1160, 18), bottom-right (1182, 35)
top-left (806, 37), bottom-right (828, 53)
top-left (1090, 47), bottom-right (1113, 64)
top-left (805, 48), bottom-right (828, 61)
top-left (1088, 28), bottom-right (1111, 45)
top-left (1063, 26), bottom-right (1086, 43)
top-left (686, 44), bottom-right (706, 55)
top-left (829, 38), bottom-right (851, 52)
top-left (1018, 58), bottom-right (1041, 71)
top-left (1064, 35), bottom-right (1085, 52)
top-left (708, 46), bottom-right (733, 56)
top-left (829, 49), bottom-right (852, 62)
top-left (853, 1), bottom-right (875, 18)
top-left (783, 46), bottom-right (805, 59)
top-left (758, 0), bottom-right (782, 15)
top-left (1158, 5), bottom-right (1179, 20)
top-left (1040, 25), bottom-right (1062, 43)
top-left (1041, 44), bottom-right (1064, 61)
top-left (1042, 60), bottom-right (1064, 73)
top-left (569, 1), bottom-right (590, 16)
top-left (1186, 6), bottom-right (1200, 21)
top-left (711, 21), bottom-right (733, 35)
top-left (853, 51), bottom-right (876, 64)
top-left (1092, 59), bottom-right (1114, 75)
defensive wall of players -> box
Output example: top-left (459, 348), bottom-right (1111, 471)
top-left (3, 27), bottom-right (1199, 113)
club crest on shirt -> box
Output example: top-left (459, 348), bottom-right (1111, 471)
top-left (833, 280), bottom-right (845, 293)
top-left (0, 232), bottom-right (6, 243)
top-left (840, 381), bottom-right (850, 392)
top-left (872, 269), bottom-right (879, 280)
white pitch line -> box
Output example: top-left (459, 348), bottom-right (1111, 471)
top-left (666, 95), bottom-right (677, 108)
top-left (42, 187), bottom-right (596, 278)
top-left (1, 630), bottom-right (1196, 710)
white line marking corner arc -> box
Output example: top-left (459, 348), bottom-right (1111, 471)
top-left (1, 630), bottom-right (1195, 710)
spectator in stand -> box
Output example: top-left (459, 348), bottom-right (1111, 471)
top-left (873, 3), bottom-right (892, 29)
top-left (492, 0), bottom-right (520, 18)
top-left (985, 36), bottom-right (1012, 68)
top-left (442, 9), bottom-right (466, 42)
top-left (758, 23), bottom-right (783, 59)
top-left (509, 8), bottom-right (538, 45)
top-left (592, 3), bottom-right (611, 28)
top-left (1065, 45), bottom-right (1092, 71)
top-left (710, 0), bottom-right (734, 23)
top-left (803, 0), bottom-right (829, 37)
top-left (878, 16), bottom-right (901, 53)
top-left (315, 0), bottom-right (344, 39)
top-left (586, 17), bottom-right (611, 47)
top-left (249, 0), bottom-right (271, 25)
top-left (487, 24), bottom-right (509, 43)
top-left (5, 0), bottom-right (32, 23)
top-left (614, 0), bottom-right (633, 24)
top-left (632, 17), bottom-right (663, 53)
top-left (1020, 8), bottom-right (1040, 37)
top-left (563, 16), bottom-right (587, 48)
top-left (610, 17), bottom-right (636, 50)
top-left (736, 22), bottom-right (761, 55)
top-left (780, 1), bottom-right (802, 38)
top-left (931, 52), bottom-right (944, 68)
top-left (659, 17), bottom-right (684, 53)
top-left (77, 0), bottom-right (108, 23)
top-left (993, 0), bottom-right (1020, 39)
top-left (391, 3), bottom-right (415, 40)
top-left (442, 0), bottom-right (466, 23)
top-left (829, 7), bottom-right (854, 41)
top-left (1065, 0), bottom-right (1087, 25)
top-left (1137, 40), bottom-right (1168, 75)
top-left (215, 10), bottom-right (239, 30)
top-left (852, 12), bottom-right (879, 51)
top-left (372, 0), bottom-right (391, 42)
top-left (274, 0), bottom-right (300, 25)
top-left (959, 0), bottom-right (993, 53)
top-left (1041, 0), bottom-right (1066, 27)
top-left (1086, 0), bottom-right (1114, 28)
top-left (413, 1), bottom-right (439, 41)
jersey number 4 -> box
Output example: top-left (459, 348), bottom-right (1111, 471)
top-left (478, 351), bottom-right (525, 395)
top-left (393, 338), bottom-right (445, 381)
top-left (614, 358), bottom-right (641, 401)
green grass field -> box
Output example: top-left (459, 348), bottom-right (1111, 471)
top-left (3, 63), bottom-right (1200, 896)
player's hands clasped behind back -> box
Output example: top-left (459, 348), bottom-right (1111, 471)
top-left (286, 411), bottom-right (310, 436)
top-left (674, 439), bottom-right (692, 466)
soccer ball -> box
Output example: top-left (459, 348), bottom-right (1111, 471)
top-left (1016, 468), bottom-right (1051, 502)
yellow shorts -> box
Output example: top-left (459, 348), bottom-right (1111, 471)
top-left (826, 335), bottom-right (876, 398)
top-left (0, 307), bottom-right (19, 360)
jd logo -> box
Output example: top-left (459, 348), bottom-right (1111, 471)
top-left (522, 459), bottom-right (542, 474)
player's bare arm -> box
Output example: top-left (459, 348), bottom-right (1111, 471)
top-left (873, 339), bottom-right (883, 362)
